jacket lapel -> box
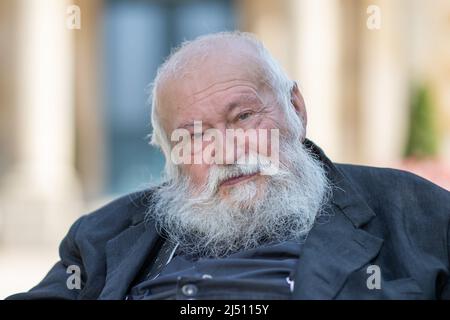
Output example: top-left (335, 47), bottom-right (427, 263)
top-left (99, 216), bottom-right (160, 300)
top-left (291, 205), bottom-right (383, 299)
top-left (291, 140), bottom-right (384, 299)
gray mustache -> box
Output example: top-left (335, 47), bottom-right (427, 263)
top-left (204, 163), bottom-right (261, 194)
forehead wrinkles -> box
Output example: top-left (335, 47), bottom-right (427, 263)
top-left (156, 61), bottom-right (277, 129)
top-left (160, 51), bottom-right (275, 103)
top-left (183, 77), bottom-right (275, 110)
top-left (172, 89), bottom-right (264, 131)
top-left (184, 80), bottom-right (260, 109)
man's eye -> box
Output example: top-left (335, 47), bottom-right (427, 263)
top-left (237, 112), bottom-right (252, 121)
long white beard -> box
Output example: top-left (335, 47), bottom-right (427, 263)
top-left (148, 139), bottom-right (332, 258)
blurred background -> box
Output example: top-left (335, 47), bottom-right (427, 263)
top-left (0, 0), bottom-right (449, 298)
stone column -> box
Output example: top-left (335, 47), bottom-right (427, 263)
top-left (289, 0), bottom-right (344, 161)
top-left (238, 0), bottom-right (296, 76)
top-left (72, 0), bottom-right (105, 200)
top-left (357, 0), bottom-right (410, 164)
top-left (0, 0), bottom-right (82, 246)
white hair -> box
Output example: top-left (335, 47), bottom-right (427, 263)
top-left (148, 31), bottom-right (305, 178)
top-left (148, 133), bottom-right (332, 258)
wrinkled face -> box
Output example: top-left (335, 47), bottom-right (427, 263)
top-left (157, 44), bottom-right (304, 200)
top-left (150, 37), bottom-right (330, 258)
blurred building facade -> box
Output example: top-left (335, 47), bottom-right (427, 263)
top-left (0, 0), bottom-right (450, 297)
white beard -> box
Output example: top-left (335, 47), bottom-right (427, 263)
top-left (148, 139), bottom-right (332, 258)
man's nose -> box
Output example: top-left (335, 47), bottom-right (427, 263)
top-left (203, 128), bottom-right (242, 165)
top-left (219, 130), bottom-right (251, 165)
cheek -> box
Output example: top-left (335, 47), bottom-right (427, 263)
top-left (247, 117), bottom-right (283, 157)
top-left (254, 109), bottom-right (285, 131)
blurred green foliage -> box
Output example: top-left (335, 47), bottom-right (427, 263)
top-left (404, 85), bottom-right (439, 159)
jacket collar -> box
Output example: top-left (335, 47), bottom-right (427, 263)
top-left (303, 139), bottom-right (376, 227)
top-left (98, 139), bottom-right (383, 299)
top-left (291, 139), bottom-right (383, 299)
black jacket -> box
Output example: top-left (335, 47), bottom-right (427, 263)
top-left (7, 140), bottom-right (450, 299)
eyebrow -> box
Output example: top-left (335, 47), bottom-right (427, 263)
top-left (175, 94), bottom-right (263, 130)
top-left (177, 123), bottom-right (196, 130)
top-left (225, 94), bottom-right (261, 112)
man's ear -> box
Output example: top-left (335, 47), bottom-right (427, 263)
top-left (290, 81), bottom-right (307, 130)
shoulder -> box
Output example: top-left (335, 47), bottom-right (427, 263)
top-left (73, 187), bottom-right (159, 243)
top-left (335, 163), bottom-right (450, 205)
top-left (335, 163), bottom-right (450, 238)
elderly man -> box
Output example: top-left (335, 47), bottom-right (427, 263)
top-left (8, 32), bottom-right (450, 300)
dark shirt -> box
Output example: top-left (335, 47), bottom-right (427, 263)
top-left (126, 240), bottom-right (302, 300)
